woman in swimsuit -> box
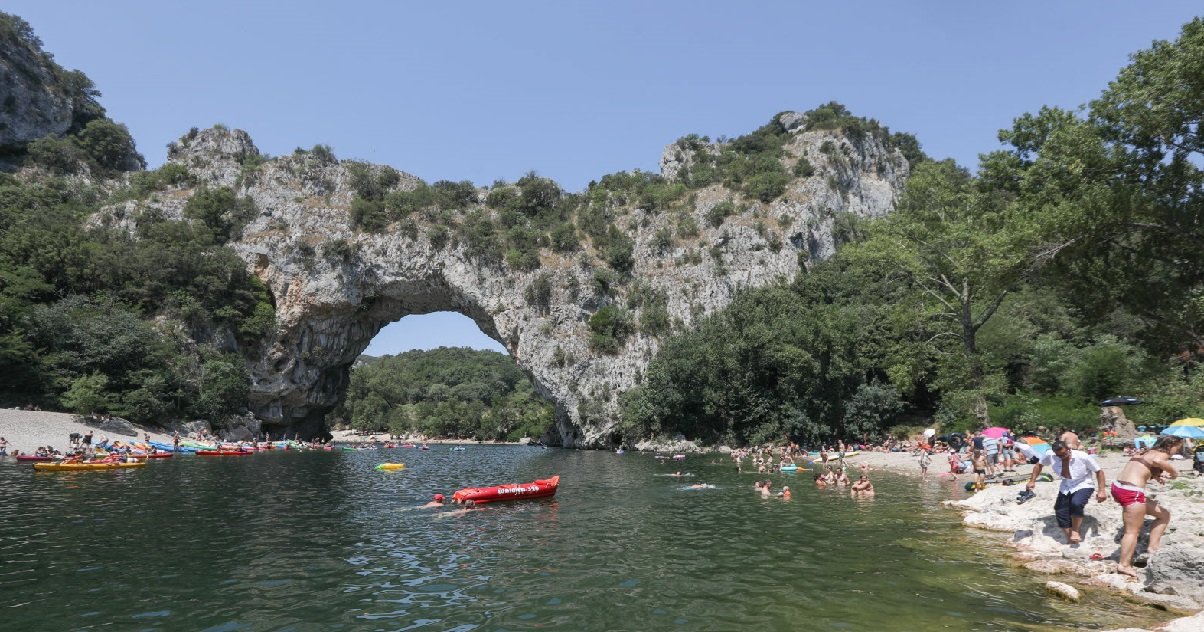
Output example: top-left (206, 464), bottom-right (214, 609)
top-left (1111, 435), bottom-right (1182, 578)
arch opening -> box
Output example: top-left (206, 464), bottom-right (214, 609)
top-left (333, 311), bottom-right (556, 443)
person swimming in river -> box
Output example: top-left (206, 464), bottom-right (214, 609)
top-left (835, 468), bottom-right (850, 486)
top-left (419, 494), bottom-right (445, 509)
top-left (851, 475), bottom-right (875, 497)
top-left (813, 473), bottom-right (827, 488)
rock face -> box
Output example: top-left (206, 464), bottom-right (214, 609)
top-left (0, 14), bottom-right (99, 150)
top-left (950, 472), bottom-right (1204, 610)
top-left (106, 118), bottom-right (908, 445)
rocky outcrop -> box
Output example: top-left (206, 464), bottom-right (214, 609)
top-left (950, 472), bottom-right (1204, 615)
top-left (0, 13), bottom-right (101, 150)
top-left (100, 116), bottom-right (909, 445)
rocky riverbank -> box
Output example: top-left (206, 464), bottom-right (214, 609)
top-left (947, 451), bottom-right (1204, 631)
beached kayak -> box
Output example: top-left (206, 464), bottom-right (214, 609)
top-left (33, 461), bottom-right (148, 471)
top-left (374, 463), bottom-right (405, 471)
top-left (452, 475), bottom-right (560, 504)
top-left (196, 450), bottom-right (252, 456)
top-left (780, 464), bottom-right (799, 472)
top-left (15, 455), bottom-right (56, 462)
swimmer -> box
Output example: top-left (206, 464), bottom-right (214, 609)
top-left (780, 485), bottom-right (791, 500)
top-left (851, 475), bottom-right (875, 497)
top-left (760, 480), bottom-right (772, 497)
top-left (835, 468), bottom-right (850, 486)
top-left (419, 494), bottom-right (445, 509)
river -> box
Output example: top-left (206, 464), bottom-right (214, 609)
top-left (0, 446), bottom-right (1171, 630)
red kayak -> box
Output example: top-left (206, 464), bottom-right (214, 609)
top-left (196, 450), bottom-right (252, 456)
top-left (15, 455), bottom-right (56, 462)
top-left (130, 452), bottom-right (174, 459)
top-left (452, 475), bottom-right (560, 504)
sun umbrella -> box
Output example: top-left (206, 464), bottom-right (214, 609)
top-left (981, 426), bottom-right (1010, 439)
top-left (1017, 436), bottom-right (1050, 457)
top-left (1170, 418), bottom-right (1204, 427)
top-left (1161, 425), bottom-right (1204, 440)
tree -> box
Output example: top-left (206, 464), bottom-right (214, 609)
top-left (985, 19), bottom-right (1204, 356)
top-left (61, 372), bottom-right (110, 415)
top-left (75, 119), bottom-right (146, 172)
top-left (845, 160), bottom-right (1024, 425)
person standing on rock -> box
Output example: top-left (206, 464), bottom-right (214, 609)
top-left (1026, 440), bottom-right (1106, 545)
top-left (1111, 435), bottom-right (1182, 579)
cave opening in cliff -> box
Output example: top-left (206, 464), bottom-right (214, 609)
top-left (338, 311), bottom-right (556, 442)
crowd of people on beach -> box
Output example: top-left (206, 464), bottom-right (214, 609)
top-left (909, 425), bottom-right (1194, 579)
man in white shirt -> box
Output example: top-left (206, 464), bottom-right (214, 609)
top-left (1026, 440), bottom-right (1107, 544)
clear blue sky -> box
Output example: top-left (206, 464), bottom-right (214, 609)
top-left (8, 1), bottom-right (1200, 356)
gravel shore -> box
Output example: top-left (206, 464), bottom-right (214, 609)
top-left (0, 408), bottom-right (178, 455)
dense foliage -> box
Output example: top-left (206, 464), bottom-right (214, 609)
top-left (0, 12), bottom-right (274, 425)
top-left (621, 19), bottom-right (1204, 445)
top-left (337, 348), bottom-right (553, 441)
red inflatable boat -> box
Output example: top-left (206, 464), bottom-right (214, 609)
top-left (451, 475), bottom-right (560, 504)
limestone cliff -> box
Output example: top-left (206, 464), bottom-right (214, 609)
top-left (99, 114), bottom-right (909, 446)
top-left (0, 13), bottom-right (104, 151)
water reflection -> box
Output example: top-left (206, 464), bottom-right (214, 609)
top-left (0, 447), bottom-right (1173, 631)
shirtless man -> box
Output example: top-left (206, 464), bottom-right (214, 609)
top-left (1111, 435), bottom-right (1182, 578)
top-left (419, 494), bottom-right (445, 509)
top-left (835, 468), bottom-right (851, 486)
top-left (850, 475), bottom-right (874, 497)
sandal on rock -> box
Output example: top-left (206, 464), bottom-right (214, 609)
top-left (1133, 552), bottom-right (1151, 568)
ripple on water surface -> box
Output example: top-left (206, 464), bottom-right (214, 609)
top-left (0, 448), bottom-right (1176, 630)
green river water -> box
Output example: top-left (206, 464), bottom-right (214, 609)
top-left (0, 446), bottom-right (1173, 631)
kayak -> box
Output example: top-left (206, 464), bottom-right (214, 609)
top-left (780, 464), bottom-right (799, 472)
top-left (129, 452), bottom-right (174, 459)
top-left (34, 461), bottom-right (148, 471)
top-left (452, 475), bottom-right (560, 504)
top-left (196, 450), bottom-right (252, 456)
top-left (375, 463), bottom-right (405, 471)
top-left (149, 440), bottom-right (198, 453)
top-left (450, 446), bottom-right (466, 452)
top-left (15, 455), bottom-right (56, 462)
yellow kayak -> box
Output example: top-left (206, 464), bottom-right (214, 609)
top-left (33, 461), bottom-right (148, 471)
top-left (375, 463), bottom-right (405, 471)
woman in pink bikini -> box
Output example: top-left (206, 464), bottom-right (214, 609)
top-left (1111, 435), bottom-right (1183, 578)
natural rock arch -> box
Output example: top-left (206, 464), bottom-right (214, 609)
top-left (115, 119), bottom-right (908, 447)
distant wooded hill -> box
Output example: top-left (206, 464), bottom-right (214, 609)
top-left (335, 347), bottom-right (553, 441)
